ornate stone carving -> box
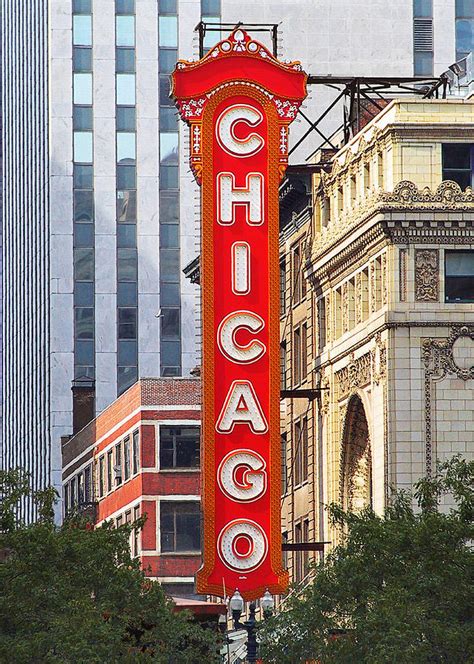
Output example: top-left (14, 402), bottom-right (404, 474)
top-left (342, 282), bottom-right (349, 334)
top-left (312, 180), bottom-right (474, 260)
top-left (355, 272), bottom-right (363, 325)
top-left (369, 259), bottom-right (377, 314)
top-left (399, 248), bottom-right (407, 302)
top-left (371, 333), bottom-right (387, 386)
top-left (422, 325), bottom-right (474, 475)
top-left (415, 249), bottom-right (439, 302)
top-left (381, 252), bottom-right (388, 306)
top-left (336, 352), bottom-right (372, 400)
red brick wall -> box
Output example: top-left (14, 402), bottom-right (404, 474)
top-left (141, 425), bottom-right (156, 468)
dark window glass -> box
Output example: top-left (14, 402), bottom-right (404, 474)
top-left (160, 132), bottom-right (178, 164)
top-left (159, 49), bottom-right (178, 73)
top-left (280, 342), bottom-right (286, 390)
top-left (118, 307), bottom-right (137, 339)
top-left (98, 458), bottom-right (104, 497)
top-left (161, 283), bottom-right (180, 306)
top-left (281, 433), bottom-right (287, 495)
top-left (73, 0), bottom-right (92, 13)
top-left (115, 443), bottom-right (123, 485)
top-left (74, 164), bottom-right (93, 188)
top-left (160, 426), bottom-right (200, 469)
top-left (118, 248), bottom-right (138, 281)
top-left (280, 259), bottom-right (286, 315)
top-left (75, 307), bottom-right (94, 339)
top-left (160, 224), bottom-right (179, 248)
top-left (117, 165), bottom-right (136, 189)
top-left (74, 223), bottom-right (94, 247)
top-left (84, 466), bottom-right (92, 501)
top-left (414, 50), bottom-right (433, 76)
top-left (161, 340), bottom-right (180, 367)
top-left (414, 0), bottom-right (432, 17)
top-left (74, 365), bottom-right (95, 379)
top-left (160, 0), bottom-right (177, 12)
top-left (160, 165), bottom-right (179, 189)
top-left (160, 249), bottom-right (180, 282)
top-left (116, 106), bottom-right (136, 131)
top-left (73, 106), bottom-right (93, 131)
top-left (160, 502), bottom-right (201, 552)
top-left (116, 0), bottom-right (135, 13)
top-left (118, 224), bottom-right (136, 248)
top-left (442, 144), bottom-right (473, 189)
top-left (132, 430), bottom-right (140, 474)
top-left (124, 437), bottom-right (131, 481)
top-left (116, 47), bottom-right (135, 72)
top-left (161, 366), bottom-right (180, 377)
top-left (161, 583), bottom-right (204, 600)
top-left (161, 308), bottom-right (180, 339)
top-left (118, 366), bottom-right (138, 394)
top-left (75, 282), bottom-right (94, 306)
top-left (75, 340), bottom-right (94, 365)
top-left (73, 47), bottom-right (92, 71)
top-left (457, 0), bottom-right (474, 17)
top-left (78, 473), bottom-right (85, 503)
top-left (160, 192), bottom-right (179, 223)
top-left (160, 107), bottom-right (178, 131)
top-left (107, 449), bottom-right (113, 492)
top-left (74, 248), bottom-right (94, 281)
top-left (74, 190), bottom-right (94, 222)
top-left (118, 340), bottom-right (137, 365)
top-left (456, 18), bottom-right (474, 59)
top-left (117, 282), bottom-right (138, 306)
top-left (116, 189), bottom-right (137, 222)
top-left (445, 250), bottom-right (474, 302)
top-left (159, 75), bottom-right (172, 106)
top-left (201, 0), bottom-right (220, 15)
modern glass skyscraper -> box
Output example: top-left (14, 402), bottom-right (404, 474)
top-left (2, 0), bottom-right (466, 520)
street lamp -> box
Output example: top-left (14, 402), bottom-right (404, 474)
top-left (229, 589), bottom-right (274, 664)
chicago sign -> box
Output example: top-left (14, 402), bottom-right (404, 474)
top-left (172, 29), bottom-right (307, 599)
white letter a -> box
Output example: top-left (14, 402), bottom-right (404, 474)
top-left (216, 380), bottom-right (268, 434)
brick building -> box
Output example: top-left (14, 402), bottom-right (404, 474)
top-left (62, 378), bottom-right (203, 599)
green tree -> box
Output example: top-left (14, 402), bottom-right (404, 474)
top-left (260, 456), bottom-right (474, 664)
top-left (0, 470), bottom-right (220, 663)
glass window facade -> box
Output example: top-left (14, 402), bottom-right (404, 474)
top-left (456, 0), bottom-right (474, 61)
top-left (73, 3), bottom-right (95, 383)
top-left (159, 3), bottom-right (181, 377)
top-left (116, 0), bottom-right (138, 395)
top-left (413, 0), bottom-right (433, 76)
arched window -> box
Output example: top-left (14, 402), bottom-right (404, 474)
top-left (341, 395), bottom-right (372, 512)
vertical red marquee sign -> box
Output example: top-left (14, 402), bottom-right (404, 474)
top-left (172, 29), bottom-right (306, 599)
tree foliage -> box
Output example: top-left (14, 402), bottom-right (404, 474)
top-left (260, 456), bottom-right (474, 664)
top-left (0, 470), bottom-right (220, 663)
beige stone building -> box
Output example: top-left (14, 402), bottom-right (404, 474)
top-left (280, 97), bottom-right (474, 585)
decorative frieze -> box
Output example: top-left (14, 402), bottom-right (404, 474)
top-left (422, 325), bottom-right (474, 475)
top-left (415, 249), bottom-right (439, 302)
top-left (336, 352), bottom-right (372, 399)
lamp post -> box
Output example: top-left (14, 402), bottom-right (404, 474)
top-left (229, 589), bottom-right (274, 663)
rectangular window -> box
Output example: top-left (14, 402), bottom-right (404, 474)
top-left (116, 0), bottom-right (135, 13)
top-left (118, 307), bottom-right (137, 339)
top-left (74, 131), bottom-right (93, 163)
top-left (73, 0), bottom-right (92, 12)
top-left (75, 307), bottom-right (94, 339)
top-left (160, 132), bottom-right (179, 164)
top-left (74, 190), bottom-right (94, 224)
top-left (159, 16), bottom-right (178, 48)
top-left (70, 477), bottom-right (77, 506)
top-left (64, 483), bottom-right (70, 515)
top-left (294, 417), bottom-right (308, 487)
top-left (281, 433), bottom-right (287, 495)
top-left (107, 449), bottom-right (113, 492)
top-left (280, 258), bottom-right (286, 315)
top-left (99, 457), bottom-right (105, 497)
top-left (301, 323), bottom-right (307, 382)
top-left (445, 250), bottom-right (474, 302)
top-left (132, 430), bottom-right (139, 474)
top-left (132, 504), bottom-right (140, 556)
top-left (280, 342), bottom-right (286, 390)
top-left (117, 189), bottom-right (137, 222)
top-left (160, 502), bottom-right (201, 553)
top-left (202, 0), bottom-right (221, 15)
top-left (295, 522), bottom-right (303, 583)
top-left (116, 15), bottom-right (135, 46)
top-left (73, 106), bottom-right (93, 131)
top-left (159, 49), bottom-right (178, 74)
top-left (116, 74), bottom-right (136, 105)
top-left (117, 132), bottom-right (136, 163)
top-left (293, 327), bottom-right (301, 386)
top-left (84, 465), bottom-right (92, 502)
top-left (442, 144), bottom-right (473, 190)
top-left (117, 248), bottom-right (138, 282)
top-left (160, 426), bottom-right (200, 469)
top-left (77, 472), bottom-right (85, 504)
top-left (73, 47), bottom-right (92, 72)
top-left (161, 308), bottom-right (180, 339)
top-left (74, 73), bottom-right (93, 105)
top-left (115, 443), bottom-right (123, 485)
top-left (456, 0), bottom-right (474, 60)
top-left (116, 47), bottom-right (135, 73)
top-left (73, 15), bottom-right (92, 46)
top-left (118, 366), bottom-right (138, 394)
top-left (124, 437), bottom-right (131, 481)
top-left (74, 248), bottom-right (94, 281)
top-left (116, 106), bottom-right (136, 131)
